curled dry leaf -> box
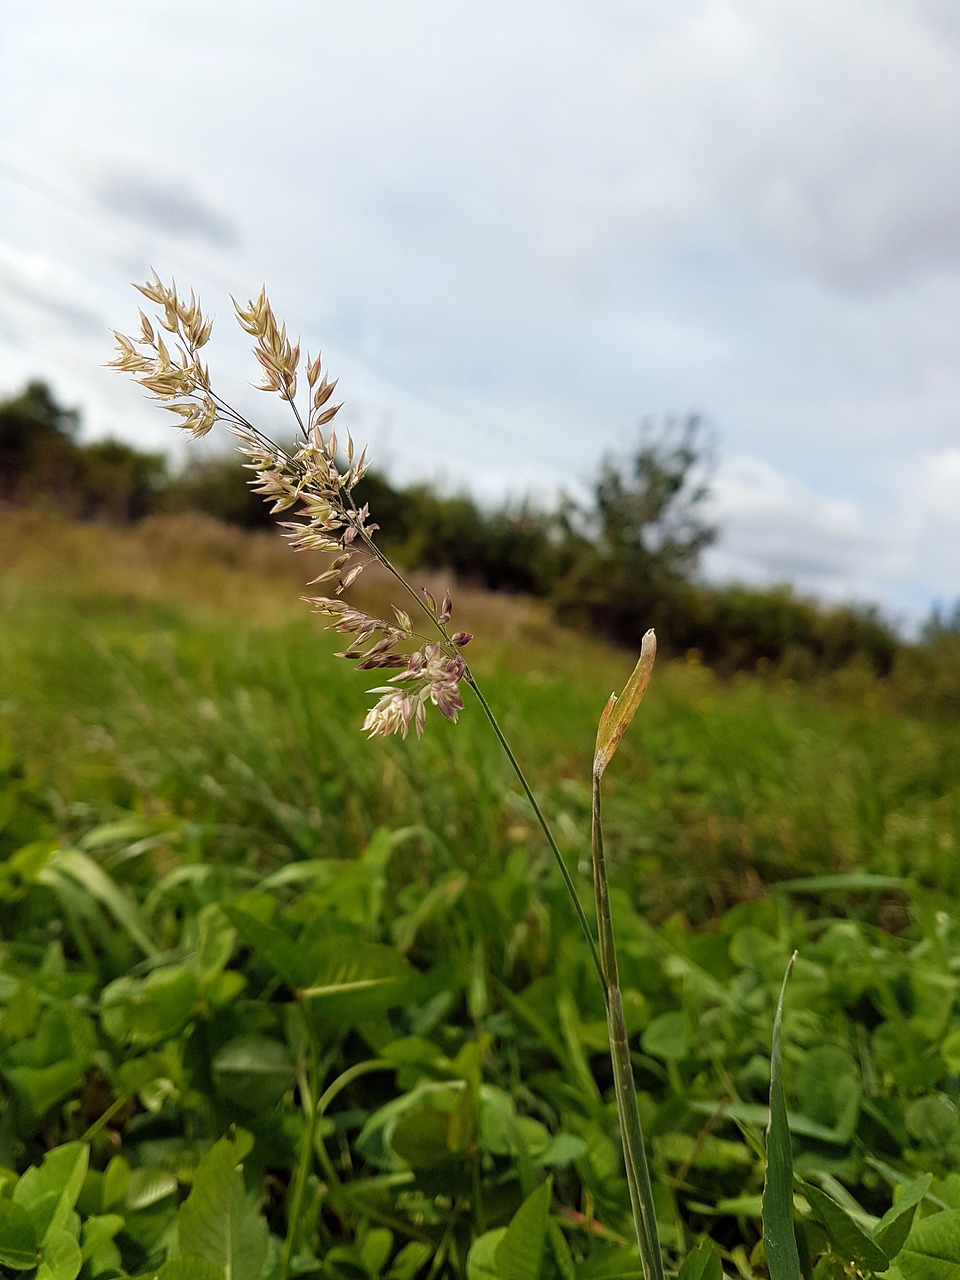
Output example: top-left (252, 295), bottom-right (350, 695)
top-left (594, 628), bottom-right (657, 779)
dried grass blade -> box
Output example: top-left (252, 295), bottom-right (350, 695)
top-left (595, 630), bottom-right (657, 777)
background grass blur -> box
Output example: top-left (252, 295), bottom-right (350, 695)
top-left (5, 505), bottom-right (960, 1275)
top-left (4, 505), bottom-right (958, 921)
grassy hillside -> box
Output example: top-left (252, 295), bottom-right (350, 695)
top-left (2, 506), bottom-right (960, 1278)
top-left (3, 507), bottom-right (958, 914)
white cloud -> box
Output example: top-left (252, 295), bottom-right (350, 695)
top-left (705, 448), bottom-right (960, 625)
top-left (919, 448), bottom-right (960, 527)
top-left (705, 455), bottom-right (873, 592)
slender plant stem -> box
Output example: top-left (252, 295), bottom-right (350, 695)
top-left (282, 1050), bottom-right (400, 1280)
top-left (79, 1094), bottom-right (129, 1145)
top-left (465, 674), bottom-right (606, 998)
top-left (360, 532), bottom-right (607, 1000)
top-left (592, 771), bottom-right (665, 1280)
top-left (316, 1058), bottom-right (394, 1115)
top-left (281, 1045), bottom-right (321, 1280)
top-left (297, 463), bottom-right (604, 1003)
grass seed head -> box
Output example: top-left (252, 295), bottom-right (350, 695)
top-left (111, 273), bottom-right (469, 738)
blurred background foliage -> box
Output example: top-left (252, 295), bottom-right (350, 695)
top-left (2, 379), bottom-right (957, 700)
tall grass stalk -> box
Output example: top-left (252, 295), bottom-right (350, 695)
top-left (111, 278), bottom-right (666, 1273)
top-left (591, 632), bottom-right (664, 1279)
top-left (464, 674), bottom-right (606, 994)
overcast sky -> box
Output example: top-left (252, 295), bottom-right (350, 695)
top-left (2, 0), bottom-right (958, 625)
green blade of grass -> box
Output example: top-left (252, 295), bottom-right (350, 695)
top-left (762, 952), bottom-right (802, 1280)
top-left (45, 848), bottom-right (159, 958)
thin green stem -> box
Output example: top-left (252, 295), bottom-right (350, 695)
top-left (79, 1094), bottom-right (129, 1145)
top-left (363, 536), bottom-right (448, 637)
top-left (466, 674), bottom-right (606, 998)
top-left (355, 538), bottom-right (606, 1000)
top-left (316, 1058), bottom-right (394, 1115)
top-left (281, 1052), bottom-right (321, 1280)
top-left (592, 771), bottom-right (665, 1280)
top-left (282, 1054), bottom-right (400, 1280)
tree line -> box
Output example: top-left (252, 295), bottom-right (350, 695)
top-left (2, 379), bottom-right (952, 684)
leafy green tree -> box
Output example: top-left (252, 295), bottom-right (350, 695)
top-left (555, 415), bottom-right (718, 646)
top-left (161, 454), bottom-right (275, 528)
top-left (73, 440), bottom-right (167, 521)
top-left (0, 380), bottom-right (79, 502)
top-left (0, 380), bottom-right (167, 520)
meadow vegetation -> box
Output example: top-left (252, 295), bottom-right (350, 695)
top-left (2, 505), bottom-right (960, 1278)
top-left (0, 279), bottom-right (959, 1278)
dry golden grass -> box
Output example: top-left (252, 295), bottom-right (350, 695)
top-left (0, 504), bottom-right (625, 683)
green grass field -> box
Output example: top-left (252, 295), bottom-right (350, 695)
top-left (2, 508), bottom-right (960, 1278)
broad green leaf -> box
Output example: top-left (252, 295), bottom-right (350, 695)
top-left (222, 907), bottom-right (307, 989)
top-left (126, 1167), bottom-right (178, 1211)
top-left (212, 1035), bottom-right (296, 1110)
top-left (78, 1214), bottom-right (123, 1259)
top-left (874, 1175), bottom-right (933, 1259)
top-left (297, 937), bottom-right (413, 1029)
top-left (36, 1227), bottom-right (83, 1280)
top-left (116, 1051), bottom-right (172, 1095)
top-left (595, 630), bottom-right (656, 777)
top-left (177, 1131), bottom-right (268, 1280)
top-left (360, 1227), bottom-right (393, 1275)
top-left (657, 1132), bottom-right (752, 1174)
top-left (495, 1178), bottom-right (553, 1280)
top-left (795, 1046), bottom-right (861, 1143)
top-left (101, 1156), bottom-right (131, 1212)
top-left (447, 1085), bottom-right (478, 1155)
top-left (642, 1011), bottom-right (689, 1062)
top-left (156, 1256), bottom-right (225, 1280)
top-left (192, 903), bottom-right (237, 980)
top-left (4, 1060), bottom-right (86, 1122)
top-left (467, 1228), bottom-right (507, 1280)
top-left (905, 1095), bottom-right (959, 1149)
top-left (387, 1241), bottom-right (433, 1280)
top-left (390, 1107), bottom-right (459, 1170)
top-left (899, 1207), bottom-right (960, 1280)
top-left (13, 1144), bottom-right (88, 1243)
top-left (546, 1220), bottom-right (576, 1280)
top-left (938, 1175), bottom-right (960, 1211)
top-left (678, 1241), bottom-right (723, 1280)
top-left (0, 1200), bottom-right (39, 1270)
top-left (100, 967), bottom-right (198, 1047)
top-left (4, 1006), bottom-right (96, 1118)
top-left (802, 1183), bottom-right (888, 1272)
top-left (761, 954), bottom-right (802, 1280)
top-left (539, 1133), bottom-right (588, 1167)
top-left (942, 1028), bottom-right (960, 1073)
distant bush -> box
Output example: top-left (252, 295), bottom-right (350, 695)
top-left (361, 474), bottom-right (567, 596)
top-left (552, 416), bottom-right (717, 640)
top-left (160, 454), bottom-right (276, 528)
top-left (669, 582), bottom-right (899, 676)
top-left (0, 380), bottom-right (167, 521)
top-left (893, 605), bottom-right (960, 717)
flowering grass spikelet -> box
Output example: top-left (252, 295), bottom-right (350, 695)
top-left (111, 273), bottom-right (471, 738)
